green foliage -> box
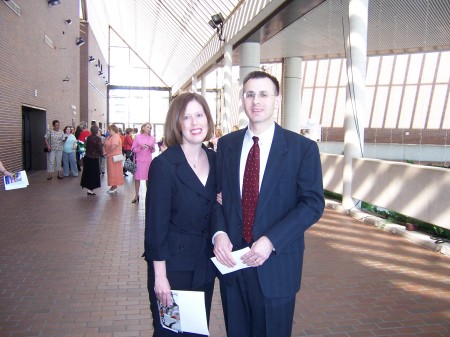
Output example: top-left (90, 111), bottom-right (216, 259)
top-left (324, 190), bottom-right (342, 202)
top-left (361, 202), bottom-right (450, 239)
top-left (323, 192), bottom-right (450, 239)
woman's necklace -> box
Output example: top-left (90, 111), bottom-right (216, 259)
top-left (190, 156), bottom-right (199, 169)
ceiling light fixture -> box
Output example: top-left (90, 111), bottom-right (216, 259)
top-left (75, 37), bottom-right (85, 46)
top-left (48, 0), bottom-right (61, 7)
top-left (208, 13), bottom-right (225, 42)
top-left (65, 19), bottom-right (72, 25)
top-left (88, 56), bottom-right (95, 62)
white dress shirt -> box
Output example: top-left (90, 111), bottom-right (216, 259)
top-left (239, 122), bottom-right (275, 196)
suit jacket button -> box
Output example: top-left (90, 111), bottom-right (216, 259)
top-left (179, 245), bottom-right (184, 250)
top-left (202, 228), bottom-right (206, 233)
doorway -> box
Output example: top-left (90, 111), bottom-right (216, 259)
top-left (22, 106), bottom-right (47, 171)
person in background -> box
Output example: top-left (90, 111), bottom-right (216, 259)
top-left (144, 92), bottom-right (217, 336)
top-left (212, 71), bottom-right (324, 337)
top-left (74, 124), bottom-right (83, 171)
top-left (208, 128), bottom-right (223, 152)
top-left (80, 125), bottom-right (103, 196)
top-left (103, 124), bottom-right (124, 193)
top-left (0, 160), bottom-right (14, 178)
top-left (130, 122), bottom-right (155, 203)
top-left (123, 128), bottom-right (133, 176)
top-left (62, 126), bottom-right (79, 177)
top-left (44, 120), bottom-right (65, 180)
top-left (98, 129), bottom-right (106, 175)
top-left (131, 127), bottom-right (138, 140)
top-left (77, 122), bottom-right (91, 170)
top-left (157, 137), bottom-right (167, 154)
top-left (78, 122), bottom-right (91, 143)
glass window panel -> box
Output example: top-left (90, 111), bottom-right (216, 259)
top-left (365, 86), bottom-right (375, 125)
top-left (436, 51), bottom-right (450, 83)
top-left (311, 88), bottom-right (325, 124)
top-left (205, 91), bottom-right (218, 125)
top-left (129, 53), bottom-right (147, 69)
top-left (371, 87), bottom-right (388, 128)
top-left (398, 86), bottom-right (417, 128)
top-left (339, 60), bottom-right (347, 86)
top-left (316, 60), bottom-right (329, 86)
top-left (427, 85), bottom-right (446, 129)
top-left (300, 62), bottom-right (306, 88)
top-left (406, 54), bottom-right (423, 84)
top-left (303, 61), bottom-right (317, 87)
top-left (110, 32), bottom-right (127, 48)
top-left (421, 52), bottom-right (438, 84)
top-left (150, 90), bottom-right (170, 125)
top-left (322, 87), bottom-right (337, 127)
top-left (442, 92), bottom-right (450, 129)
top-left (379, 55), bottom-right (394, 85)
top-left (333, 87), bottom-right (346, 127)
top-left (412, 85), bottom-right (431, 129)
top-left (110, 47), bottom-right (129, 67)
top-left (301, 88), bottom-right (313, 120)
top-left (385, 87), bottom-right (402, 128)
top-left (327, 59), bottom-right (342, 87)
top-left (392, 54), bottom-right (408, 85)
top-left (366, 56), bottom-right (380, 86)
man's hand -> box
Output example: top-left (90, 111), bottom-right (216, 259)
top-left (241, 236), bottom-right (273, 267)
top-left (213, 233), bottom-right (235, 268)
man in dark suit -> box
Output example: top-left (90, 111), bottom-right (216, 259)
top-left (212, 71), bottom-right (324, 337)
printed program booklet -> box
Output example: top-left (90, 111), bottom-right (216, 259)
top-left (3, 170), bottom-right (29, 191)
top-left (157, 290), bottom-right (209, 335)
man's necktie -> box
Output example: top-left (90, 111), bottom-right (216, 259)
top-left (242, 136), bottom-right (260, 243)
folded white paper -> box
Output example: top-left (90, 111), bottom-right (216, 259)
top-left (211, 247), bottom-right (252, 274)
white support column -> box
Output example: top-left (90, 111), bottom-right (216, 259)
top-left (342, 0), bottom-right (368, 209)
top-left (239, 41), bottom-right (260, 129)
top-left (191, 75), bottom-right (197, 93)
top-left (201, 74), bottom-right (206, 97)
top-left (223, 42), bottom-right (233, 134)
top-left (282, 57), bottom-right (302, 132)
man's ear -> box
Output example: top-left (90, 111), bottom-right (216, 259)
top-left (275, 95), bottom-right (282, 109)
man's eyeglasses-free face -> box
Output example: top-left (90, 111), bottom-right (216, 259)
top-left (242, 91), bottom-right (277, 100)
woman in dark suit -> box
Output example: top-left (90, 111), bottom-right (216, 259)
top-left (144, 92), bottom-right (216, 336)
top-left (80, 125), bottom-right (103, 195)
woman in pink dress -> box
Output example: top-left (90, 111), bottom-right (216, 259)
top-left (103, 124), bottom-right (124, 193)
top-left (131, 122), bottom-right (155, 203)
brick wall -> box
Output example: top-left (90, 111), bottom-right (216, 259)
top-left (0, 2), bottom-right (107, 189)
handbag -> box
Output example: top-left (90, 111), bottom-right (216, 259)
top-left (124, 158), bottom-right (137, 173)
top-left (124, 151), bottom-right (137, 173)
top-left (112, 154), bottom-right (124, 162)
top-left (44, 131), bottom-right (51, 152)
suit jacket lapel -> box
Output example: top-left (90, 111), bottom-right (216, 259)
top-left (225, 129), bottom-right (246, 220)
top-left (168, 145), bottom-right (212, 199)
top-left (255, 124), bottom-right (288, 221)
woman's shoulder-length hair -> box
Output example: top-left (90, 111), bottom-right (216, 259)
top-left (164, 92), bottom-right (214, 147)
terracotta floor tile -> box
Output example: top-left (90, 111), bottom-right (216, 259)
top-left (0, 171), bottom-right (449, 337)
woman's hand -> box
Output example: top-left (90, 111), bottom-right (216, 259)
top-left (154, 275), bottom-right (172, 306)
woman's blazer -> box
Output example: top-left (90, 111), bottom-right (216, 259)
top-left (144, 144), bottom-right (217, 287)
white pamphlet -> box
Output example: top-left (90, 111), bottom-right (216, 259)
top-left (157, 290), bottom-right (209, 335)
top-left (211, 247), bottom-right (252, 274)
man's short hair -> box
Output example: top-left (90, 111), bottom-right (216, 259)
top-left (242, 71), bottom-right (280, 95)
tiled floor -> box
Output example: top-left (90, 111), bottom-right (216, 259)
top-left (0, 170), bottom-right (449, 337)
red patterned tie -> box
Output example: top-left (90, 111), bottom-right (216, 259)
top-left (242, 136), bottom-right (260, 243)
